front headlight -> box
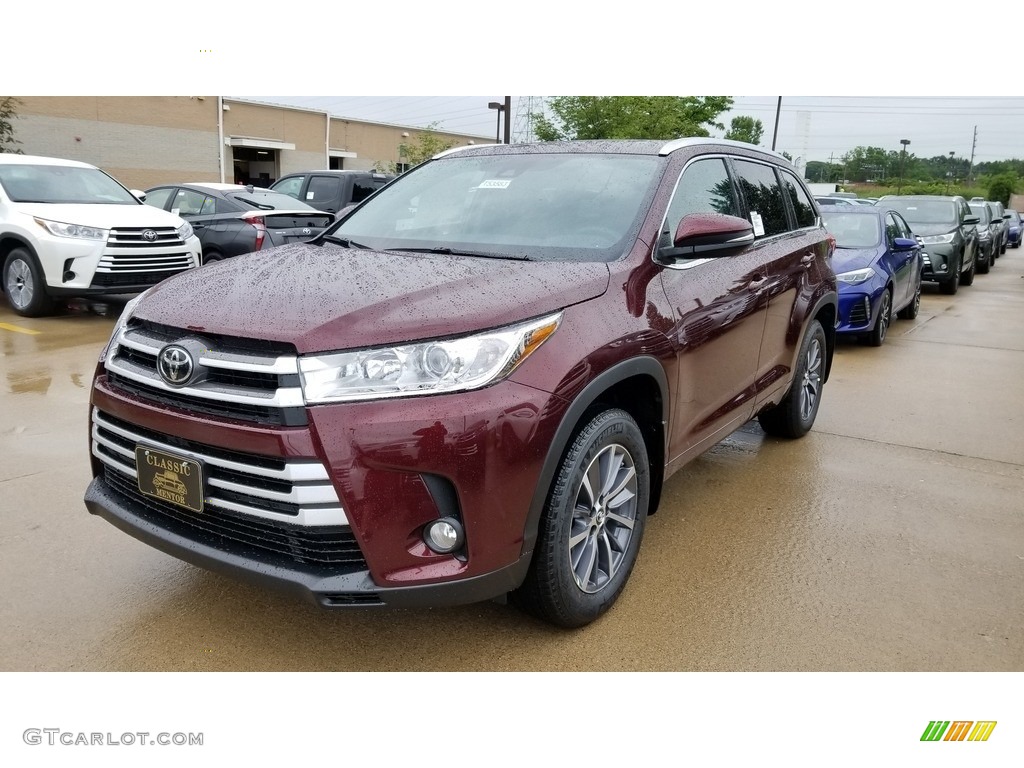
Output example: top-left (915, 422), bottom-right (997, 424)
top-left (918, 233), bottom-right (955, 244)
top-left (176, 221), bottom-right (194, 241)
top-left (977, 229), bottom-right (991, 241)
top-left (299, 312), bottom-right (562, 404)
top-left (836, 267), bottom-right (876, 284)
top-left (33, 217), bottom-right (108, 241)
top-left (98, 290), bottom-right (149, 363)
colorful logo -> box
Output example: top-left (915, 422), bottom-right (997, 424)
top-left (921, 721), bottom-right (997, 742)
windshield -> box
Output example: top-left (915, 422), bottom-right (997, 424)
top-left (969, 205), bottom-right (991, 224)
top-left (0, 164), bottom-right (139, 205)
top-left (325, 152), bottom-right (662, 262)
top-left (227, 190), bottom-right (319, 211)
top-left (821, 211), bottom-right (881, 248)
top-left (885, 199), bottom-right (957, 226)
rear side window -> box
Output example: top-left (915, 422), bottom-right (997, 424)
top-left (307, 176), bottom-right (342, 203)
top-left (733, 160), bottom-right (788, 238)
top-left (780, 170), bottom-right (816, 228)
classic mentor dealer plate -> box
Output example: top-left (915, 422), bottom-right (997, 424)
top-left (135, 445), bottom-right (204, 513)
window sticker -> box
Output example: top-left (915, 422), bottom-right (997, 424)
top-left (305, 192), bottom-right (315, 200)
top-left (478, 179), bottom-right (512, 189)
top-left (750, 211), bottom-right (766, 237)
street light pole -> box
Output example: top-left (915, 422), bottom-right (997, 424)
top-left (488, 101), bottom-right (505, 144)
top-left (945, 151), bottom-right (955, 195)
top-left (897, 138), bottom-right (911, 194)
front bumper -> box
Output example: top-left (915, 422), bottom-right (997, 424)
top-left (836, 284), bottom-right (884, 334)
top-left (918, 242), bottom-right (957, 283)
top-left (86, 371), bottom-right (565, 608)
top-left (85, 477), bottom-right (531, 608)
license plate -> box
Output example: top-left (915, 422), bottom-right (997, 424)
top-left (135, 445), bottom-right (204, 513)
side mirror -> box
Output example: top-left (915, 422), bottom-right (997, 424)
top-left (131, 189), bottom-right (147, 202)
top-left (892, 237), bottom-right (918, 251)
top-left (964, 215), bottom-right (980, 225)
top-left (658, 213), bottom-right (755, 262)
top-left (1004, 213), bottom-right (1012, 219)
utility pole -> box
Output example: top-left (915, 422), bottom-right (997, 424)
top-left (968, 125), bottom-right (978, 186)
top-left (771, 97), bottom-right (782, 151)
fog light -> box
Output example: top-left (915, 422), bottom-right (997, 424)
top-left (63, 270), bottom-right (76, 282)
top-left (424, 517), bottom-right (464, 554)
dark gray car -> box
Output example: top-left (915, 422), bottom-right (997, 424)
top-left (968, 201), bottom-right (999, 273)
top-left (876, 195), bottom-right (979, 295)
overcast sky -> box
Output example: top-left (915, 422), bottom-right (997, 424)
top-left (12, 3), bottom-right (1022, 165)
top-left (246, 95), bottom-right (1024, 165)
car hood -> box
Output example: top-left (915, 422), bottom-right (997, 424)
top-left (134, 242), bottom-right (611, 353)
top-left (832, 246), bottom-right (882, 274)
top-left (906, 222), bottom-right (957, 237)
top-left (15, 202), bottom-right (187, 229)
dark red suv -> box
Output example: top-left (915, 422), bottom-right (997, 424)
top-left (85, 139), bottom-right (837, 627)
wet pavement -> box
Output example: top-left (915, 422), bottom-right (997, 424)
top-left (1, 256), bottom-right (1022, 672)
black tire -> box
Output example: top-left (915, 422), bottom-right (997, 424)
top-left (897, 273), bottom-right (921, 320)
top-left (513, 408), bottom-right (650, 628)
top-left (3, 248), bottom-right (55, 317)
top-left (960, 251), bottom-right (975, 286)
top-left (867, 289), bottom-right (891, 347)
top-left (939, 256), bottom-right (960, 295)
top-left (977, 247), bottom-right (991, 274)
top-left (202, 252), bottom-right (222, 265)
top-left (1000, 239), bottom-right (1007, 254)
top-left (757, 319), bottom-right (827, 439)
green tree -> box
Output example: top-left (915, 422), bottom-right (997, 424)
top-left (723, 116), bottom-right (763, 145)
top-left (532, 96), bottom-right (733, 141)
top-left (1, 97), bottom-right (23, 154)
top-left (987, 173), bottom-right (1017, 206)
top-left (374, 123), bottom-right (455, 174)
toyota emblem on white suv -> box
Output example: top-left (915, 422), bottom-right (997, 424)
top-left (142, 229), bottom-right (158, 242)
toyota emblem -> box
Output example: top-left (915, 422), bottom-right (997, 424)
top-left (142, 229), bottom-right (158, 242)
top-left (158, 345), bottom-right (194, 385)
top-left (302, 228), bottom-right (311, 235)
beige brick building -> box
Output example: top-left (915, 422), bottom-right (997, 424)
top-left (8, 97), bottom-right (490, 189)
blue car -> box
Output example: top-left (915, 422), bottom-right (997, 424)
top-left (820, 206), bottom-right (923, 346)
top-left (1006, 209), bottom-right (1023, 248)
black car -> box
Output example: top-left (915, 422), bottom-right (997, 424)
top-left (968, 201), bottom-right (999, 273)
top-left (270, 170), bottom-right (394, 216)
top-left (143, 183), bottom-right (334, 262)
top-left (876, 195), bottom-right (979, 295)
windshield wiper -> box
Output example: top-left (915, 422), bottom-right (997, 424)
top-left (323, 235), bottom-right (372, 249)
top-left (387, 246), bottom-right (530, 261)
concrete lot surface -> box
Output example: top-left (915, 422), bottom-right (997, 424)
top-left (1, 249), bottom-right (1021, 671)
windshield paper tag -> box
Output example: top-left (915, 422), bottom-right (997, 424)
top-left (479, 179), bottom-right (512, 189)
top-left (750, 211), bottom-right (765, 237)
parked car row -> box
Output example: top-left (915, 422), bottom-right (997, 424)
top-left (819, 191), bottom-right (1014, 348)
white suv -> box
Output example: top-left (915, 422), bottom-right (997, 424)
top-left (0, 154), bottom-right (202, 317)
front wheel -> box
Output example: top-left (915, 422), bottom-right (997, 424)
top-left (758, 319), bottom-right (827, 439)
top-left (866, 289), bottom-right (891, 347)
top-left (960, 251), bottom-right (976, 286)
top-left (513, 408), bottom-right (650, 628)
top-left (897, 273), bottom-right (921, 320)
top-left (3, 248), bottom-right (55, 317)
top-left (939, 256), bottom-right (960, 295)
top-left (977, 247), bottom-right (991, 274)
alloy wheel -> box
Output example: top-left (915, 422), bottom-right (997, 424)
top-left (5, 258), bottom-right (33, 311)
top-left (799, 336), bottom-right (823, 422)
top-left (569, 443), bottom-right (639, 594)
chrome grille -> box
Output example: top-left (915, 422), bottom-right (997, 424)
top-left (91, 408), bottom-right (347, 527)
top-left (104, 322), bottom-right (307, 426)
